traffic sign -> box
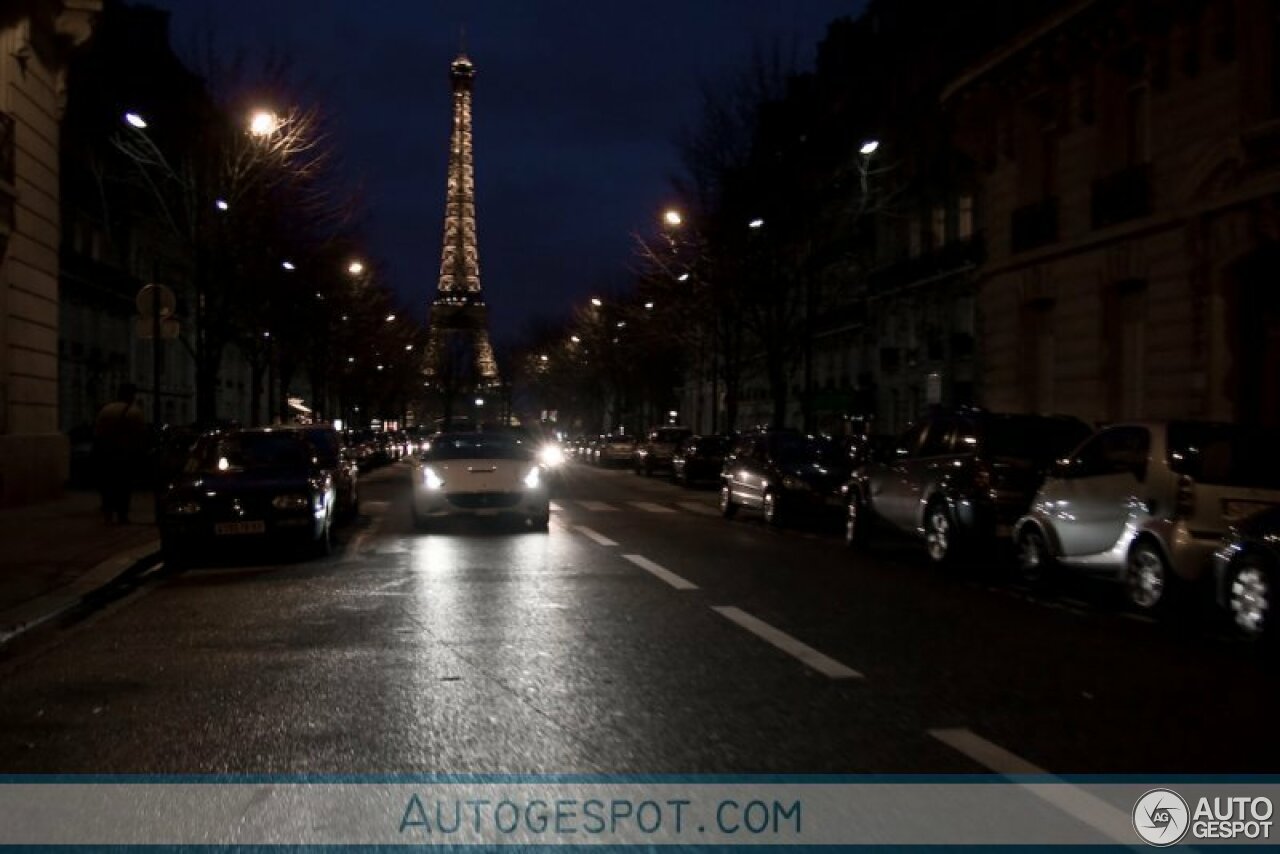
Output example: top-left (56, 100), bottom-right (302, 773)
top-left (136, 283), bottom-right (177, 319)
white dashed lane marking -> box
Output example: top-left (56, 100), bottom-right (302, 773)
top-left (577, 500), bottom-right (618, 512)
top-left (621, 554), bottom-right (698, 590)
top-left (574, 526), bottom-right (618, 547)
top-left (711, 606), bottom-right (862, 680)
top-left (630, 501), bottom-right (675, 513)
top-left (928, 728), bottom-right (1132, 843)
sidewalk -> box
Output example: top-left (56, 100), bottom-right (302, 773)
top-left (0, 488), bottom-right (162, 642)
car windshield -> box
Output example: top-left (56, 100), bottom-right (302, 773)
top-left (424, 435), bottom-right (533, 461)
top-left (981, 417), bottom-right (1092, 465)
top-left (186, 433), bottom-right (312, 473)
top-left (697, 437), bottom-right (730, 454)
top-left (1167, 422), bottom-right (1280, 489)
top-left (770, 434), bottom-right (829, 464)
top-left (298, 429), bottom-right (340, 464)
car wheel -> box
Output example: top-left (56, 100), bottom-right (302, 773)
top-left (719, 484), bottom-right (738, 519)
top-left (923, 501), bottom-right (956, 564)
top-left (1227, 556), bottom-right (1273, 641)
top-left (844, 496), bottom-right (868, 549)
top-left (762, 491), bottom-right (784, 528)
top-left (1126, 541), bottom-right (1177, 614)
top-left (529, 512), bottom-right (550, 532)
top-left (1015, 526), bottom-right (1054, 588)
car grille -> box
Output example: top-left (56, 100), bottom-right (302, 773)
top-left (448, 492), bottom-right (522, 509)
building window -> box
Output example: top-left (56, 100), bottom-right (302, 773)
top-left (931, 205), bottom-right (946, 248)
top-left (1126, 85), bottom-right (1150, 165)
top-left (957, 195), bottom-right (974, 240)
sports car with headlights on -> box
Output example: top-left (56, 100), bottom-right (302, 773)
top-left (411, 432), bottom-right (550, 531)
top-left (158, 428), bottom-right (338, 562)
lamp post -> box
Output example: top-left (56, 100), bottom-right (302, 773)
top-left (661, 208), bottom-right (720, 433)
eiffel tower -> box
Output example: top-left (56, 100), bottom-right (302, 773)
top-left (423, 51), bottom-right (500, 391)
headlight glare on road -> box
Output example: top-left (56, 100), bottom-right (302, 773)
top-left (272, 494), bottom-right (310, 510)
top-left (166, 500), bottom-right (201, 516)
top-left (539, 444), bottom-right (565, 467)
top-left (523, 467), bottom-right (542, 489)
top-left (423, 467), bottom-right (444, 490)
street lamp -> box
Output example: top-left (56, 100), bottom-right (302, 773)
top-left (347, 260), bottom-right (365, 276)
top-left (281, 260), bottom-right (295, 271)
top-left (385, 313), bottom-right (396, 322)
top-left (590, 297), bottom-right (602, 307)
top-left (859, 139), bottom-right (880, 156)
top-left (748, 218), bottom-right (765, 229)
top-left (677, 273), bottom-right (690, 282)
top-left (214, 198), bottom-right (229, 211)
top-left (570, 335), bottom-right (580, 343)
top-left (123, 111), bottom-right (148, 129)
top-left (249, 109), bottom-right (279, 137)
top-left (663, 209), bottom-right (683, 227)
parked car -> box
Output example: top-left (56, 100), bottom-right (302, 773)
top-left (1014, 421), bottom-right (1280, 613)
top-left (634, 427), bottom-right (693, 476)
top-left (158, 428), bottom-right (338, 562)
top-left (410, 431), bottom-right (550, 531)
top-left (720, 430), bottom-right (853, 527)
top-left (672, 434), bottom-right (731, 486)
top-left (288, 424), bottom-right (359, 522)
top-left (845, 411), bottom-right (1092, 563)
top-left (595, 434), bottom-right (637, 467)
top-left (343, 429), bottom-right (377, 470)
top-left (1211, 505), bottom-right (1280, 643)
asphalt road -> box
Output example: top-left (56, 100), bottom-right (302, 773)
top-left (0, 459), bottom-right (1275, 774)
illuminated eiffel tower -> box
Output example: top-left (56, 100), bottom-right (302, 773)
top-left (423, 51), bottom-right (500, 391)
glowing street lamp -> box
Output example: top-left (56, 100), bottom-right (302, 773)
top-left (677, 273), bottom-right (690, 282)
top-left (347, 260), bottom-right (365, 276)
top-left (859, 139), bottom-right (880, 156)
top-left (123, 112), bottom-right (148, 129)
top-left (570, 335), bottom-right (580, 343)
top-left (214, 198), bottom-right (229, 211)
top-left (748, 218), bottom-right (765, 229)
top-left (249, 110), bottom-right (279, 137)
top-left (385, 313), bottom-right (396, 322)
top-left (281, 260), bottom-right (296, 271)
top-left (663, 209), bottom-right (683, 227)
top-left (590, 298), bottom-right (602, 307)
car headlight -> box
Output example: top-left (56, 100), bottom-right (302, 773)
top-left (782, 476), bottom-right (812, 492)
top-left (423, 467), bottom-right (444, 490)
top-left (272, 494), bottom-right (311, 510)
top-left (166, 500), bottom-right (201, 516)
top-left (523, 467), bottom-right (542, 489)
top-left (539, 445), bottom-right (565, 467)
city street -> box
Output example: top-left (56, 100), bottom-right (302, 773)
top-left (0, 459), bottom-right (1274, 775)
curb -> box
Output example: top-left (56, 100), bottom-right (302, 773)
top-left (0, 539), bottom-right (165, 646)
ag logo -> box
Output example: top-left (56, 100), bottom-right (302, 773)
top-left (1133, 788), bottom-right (1189, 846)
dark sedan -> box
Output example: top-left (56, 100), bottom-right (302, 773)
top-left (720, 430), bottom-right (853, 527)
top-left (288, 424), bottom-right (358, 522)
top-left (672, 434), bottom-right (731, 486)
top-left (159, 429), bottom-right (338, 563)
top-left (1212, 505), bottom-right (1280, 643)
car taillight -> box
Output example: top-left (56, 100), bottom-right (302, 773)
top-left (1175, 474), bottom-right (1195, 519)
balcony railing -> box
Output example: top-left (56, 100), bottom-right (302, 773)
top-left (1091, 163), bottom-right (1152, 229)
top-left (1010, 198), bottom-right (1059, 253)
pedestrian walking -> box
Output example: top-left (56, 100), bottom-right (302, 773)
top-left (93, 383), bottom-right (148, 524)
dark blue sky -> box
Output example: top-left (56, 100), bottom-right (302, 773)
top-left (153, 1), bottom-right (862, 344)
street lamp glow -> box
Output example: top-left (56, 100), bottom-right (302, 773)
top-left (748, 218), bottom-right (765, 229)
top-left (540, 354), bottom-right (549, 362)
top-left (377, 364), bottom-right (384, 371)
top-left (590, 298), bottom-right (602, 307)
top-left (281, 260), bottom-right (295, 271)
top-left (474, 398), bottom-right (484, 407)
top-left (385, 313), bottom-right (396, 322)
top-left (860, 139), bottom-right (880, 156)
top-left (570, 335), bottom-right (580, 343)
top-left (663, 209), bottom-right (683, 227)
top-left (214, 198), bottom-right (229, 211)
top-left (347, 260), bottom-right (365, 276)
top-left (677, 273), bottom-right (690, 282)
top-left (617, 321), bottom-right (626, 328)
top-left (123, 112), bottom-right (148, 129)
top-left (404, 344), bottom-right (413, 351)
top-left (644, 301), bottom-right (654, 310)
top-left (347, 356), bottom-right (354, 363)
top-left (249, 110), bottom-right (279, 136)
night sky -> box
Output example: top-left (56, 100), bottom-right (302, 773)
top-left (151, 1), bottom-right (863, 345)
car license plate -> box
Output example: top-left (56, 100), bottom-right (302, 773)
top-left (1223, 500), bottom-right (1275, 522)
top-left (215, 521), bottom-right (266, 535)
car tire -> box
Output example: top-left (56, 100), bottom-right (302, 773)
top-left (529, 512), bottom-right (550, 532)
top-left (1126, 540), bottom-right (1178, 615)
top-left (719, 484), bottom-right (738, 519)
top-left (923, 500), bottom-right (957, 565)
top-left (1015, 525), bottom-right (1055, 589)
top-left (1226, 555), bottom-right (1274, 643)
top-left (762, 490), bottom-right (785, 528)
top-left (844, 496), bottom-right (868, 549)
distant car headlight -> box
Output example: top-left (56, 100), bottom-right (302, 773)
top-left (166, 500), bottom-right (201, 516)
top-left (539, 445), bottom-right (565, 467)
top-left (272, 494), bottom-right (311, 510)
top-left (523, 467), bottom-right (542, 489)
top-left (423, 466), bottom-right (444, 490)
top-left (782, 476), bottom-right (812, 492)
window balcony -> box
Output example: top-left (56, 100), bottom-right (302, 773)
top-left (1090, 163), bottom-right (1152, 229)
top-left (1010, 197), bottom-right (1059, 253)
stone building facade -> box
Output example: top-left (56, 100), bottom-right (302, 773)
top-left (0, 1), bottom-right (98, 506)
top-left (945, 0), bottom-right (1280, 427)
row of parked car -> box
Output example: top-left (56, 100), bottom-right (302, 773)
top-left (571, 412), bottom-right (1280, 642)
